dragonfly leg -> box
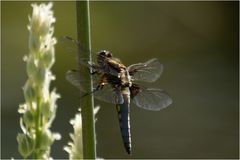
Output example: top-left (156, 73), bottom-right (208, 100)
top-left (79, 74), bottom-right (108, 100)
top-left (90, 70), bottom-right (98, 75)
top-left (94, 80), bottom-right (106, 92)
top-left (79, 79), bottom-right (107, 99)
top-left (79, 86), bottom-right (100, 99)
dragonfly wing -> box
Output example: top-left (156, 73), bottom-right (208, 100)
top-left (62, 36), bottom-right (98, 67)
top-left (127, 58), bottom-right (163, 82)
top-left (66, 70), bottom-right (84, 91)
top-left (66, 69), bottom-right (103, 91)
top-left (132, 88), bottom-right (172, 111)
top-left (93, 85), bottom-right (123, 104)
top-left (61, 36), bottom-right (79, 54)
top-left (66, 69), bottom-right (120, 104)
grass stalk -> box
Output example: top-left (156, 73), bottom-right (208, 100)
top-left (76, 1), bottom-right (96, 159)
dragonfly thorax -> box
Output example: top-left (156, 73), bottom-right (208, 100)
top-left (119, 69), bottom-right (132, 87)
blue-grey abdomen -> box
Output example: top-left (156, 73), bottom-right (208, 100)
top-left (116, 92), bottom-right (131, 154)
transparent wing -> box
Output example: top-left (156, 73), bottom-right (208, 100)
top-left (94, 86), bottom-right (124, 104)
top-left (132, 88), bottom-right (172, 111)
top-left (61, 36), bottom-right (79, 54)
top-left (61, 36), bottom-right (98, 67)
top-left (66, 70), bottom-right (123, 104)
top-left (127, 58), bottom-right (163, 82)
top-left (66, 70), bottom-right (85, 91)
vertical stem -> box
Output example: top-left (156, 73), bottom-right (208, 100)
top-left (76, 1), bottom-right (96, 159)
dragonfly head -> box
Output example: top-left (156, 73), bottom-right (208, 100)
top-left (98, 50), bottom-right (113, 58)
top-left (97, 50), bottom-right (113, 65)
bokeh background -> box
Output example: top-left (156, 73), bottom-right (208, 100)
top-left (1, 1), bottom-right (239, 159)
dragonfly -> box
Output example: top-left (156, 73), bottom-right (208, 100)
top-left (64, 36), bottom-right (173, 154)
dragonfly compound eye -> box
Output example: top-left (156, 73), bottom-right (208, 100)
top-left (98, 50), bottom-right (112, 58)
top-left (98, 50), bottom-right (107, 57)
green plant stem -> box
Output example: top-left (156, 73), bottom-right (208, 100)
top-left (76, 1), bottom-right (96, 159)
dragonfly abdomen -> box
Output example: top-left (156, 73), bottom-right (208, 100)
top-left (116, 91), bottom-right (132, 154)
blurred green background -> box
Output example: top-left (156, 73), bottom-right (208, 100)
top-left (1, 1), bottom-right (239, 159)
